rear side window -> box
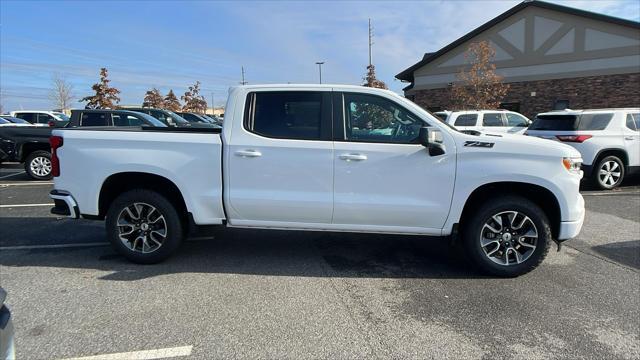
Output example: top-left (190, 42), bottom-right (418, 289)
top-left (482, 113), bottom-right (504, 127)
top-left (245, 91), bottom-right (326, 140)
top-left (454, 114), bottom-right (477, 127)
top-left (506, 113), bottom-right (529, 127)
top-left (81, 112), bottom-right (109, 126)
top-left (15, 113), bottom-right (35, 123)
top-left (577, 113), bottom-right (613, 130)
top-left (626, 113), bottom-right (640, 131)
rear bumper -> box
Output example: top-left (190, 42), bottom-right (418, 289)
top-left (49, 190), bottom-right (79, 219)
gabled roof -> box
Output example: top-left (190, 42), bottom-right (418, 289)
top-left (395, 0), bottom-right (640, 82)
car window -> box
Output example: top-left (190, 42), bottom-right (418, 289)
top-left (343, 93), bottom-right (423, 144)
top-left (627, 113), bottom-right (640, 131)
top-left (81, 112), bottom-right (110, 126)
top-left (506, 113), bottom-right (529, 127)
top-left (577, 113), bottom-right (613, 130)
top-left (482, 113), bottom-right (504, 127)
top-left (113, 114), bottom-right (143, 126)
top-left (530, 115), bottom-right (578, 130)
top-left (0, 117), bottom-right (9, 124)
top-left (454, 114), bottom-right (478, 127)
top-left (246, 91), bottom-right (324, 140)
top-left (37, 113), bottom-right (54, 124)
top-left (15, 113), bottom-right (35, 123)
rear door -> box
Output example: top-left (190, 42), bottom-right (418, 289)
top-left (332, 91), bottom-right (456, 232)
top-left (226, 90), bottom-right (334, 226)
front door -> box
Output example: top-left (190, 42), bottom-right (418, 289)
top-left (226, 90), bottom-right (334, 226)
top-left (332, 92), bottom-right (456, 233)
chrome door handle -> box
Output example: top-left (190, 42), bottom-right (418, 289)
top-left (235, 149), bottom-right (262, 158)
top-left (339, 153), bottom-right (367, 161)
top-left (624, 136), bottom-right (635, 140)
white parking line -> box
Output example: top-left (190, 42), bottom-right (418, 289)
top-left (61, 345), bottom-right (193, 360)
top-left (0, 203), bottom-right (53, 208)
top-left (0, 181), bottom-right (54, 186)
top-left (0, 171), bottom-right (25, 179)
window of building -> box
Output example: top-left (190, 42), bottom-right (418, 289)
top-left (499, 102), bottom-right (521, 112)
top-left (81, 112), bottom-right (109, 126)
top-left (245, 91), bottom-right (324, 140)
top-left (553, 99), bottom-right (570, 110)
top-left (343, 93), bottom-right (423, 144)
top-left (454, 114), bottom-right (478, 127)
top-left (482, 113), bottom-right (504, 127)
top-left (427, 106), bottom-right (442, 112)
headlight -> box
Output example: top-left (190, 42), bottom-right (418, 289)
top-left (562, 157), bottom-right (582, 174)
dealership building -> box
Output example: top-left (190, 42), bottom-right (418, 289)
top-left (396, 0), bottom-right (640, 118)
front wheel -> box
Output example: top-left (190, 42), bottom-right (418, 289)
top-left (106, 189), bottom-right (184, 264)
top-left (24, 150), bottom-right (52, 180)
top-left (462, 196), bottom-right (552, 277)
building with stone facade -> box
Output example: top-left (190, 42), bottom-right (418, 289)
top-left (396, 0), bottom-right (640, 118)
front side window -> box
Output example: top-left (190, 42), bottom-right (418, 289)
top-left (482, 113), bottom-right (504, 127)
top-left (37, 113), bottom-right (54, 124)
top-left (81, 112), bottom-right (109, 126)
top-left (343, 93), bottom-right (423, 143)
top-left (626, 113), bottom-right (640, 131)
top-left (113, 114), bottom-right (143, 126)
top-left (246, 91), bottom-right (324, 140)
top-left (506, 113), bottom-right (529, 127)
top-left (454, 114), bottom-right (478, 127)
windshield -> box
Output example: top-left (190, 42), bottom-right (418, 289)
top-left (137, 113), bottom-right (167, 127)
top-left (3, 116), bottom-right (30, 124)
top-left (164, 110), bottom-right (189, 124)
top-left (53, 112), bottom-right (70, 121)
top-left (0, 117), bottom-right (9, 124)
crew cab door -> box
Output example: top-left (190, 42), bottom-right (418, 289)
top-left (332, 91), bottom-right (456, 233)
top-left (624, 112), bottom-right (640, 166)
top-left (226, 90), bottom-right (334, 226)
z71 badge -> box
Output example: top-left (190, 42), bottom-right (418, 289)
top-left (464, 141), bottom-right (494, 148)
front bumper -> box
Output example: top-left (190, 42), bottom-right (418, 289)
top-left (49, 190), bottom-right (79, 219)
top-left (558, 195), bottom-right (585, 240)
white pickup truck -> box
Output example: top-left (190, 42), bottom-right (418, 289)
top-left (49, 85), bottom-right (585, 277)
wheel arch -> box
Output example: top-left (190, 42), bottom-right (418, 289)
top-left (458, 182), bottom-right (562, 239)
top-left (593, 148), bottom-right (628, 167)
top-left (19, 142), bottom-right (51, 162)
top-left (97, 172), bottom-right (189, 224)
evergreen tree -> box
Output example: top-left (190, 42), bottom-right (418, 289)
top-left (142, 87), bottom-right (164, 108)
top-left (163, 89), bottom-right (181, 112)
top-left (80, 67), bottom-right (121, 109)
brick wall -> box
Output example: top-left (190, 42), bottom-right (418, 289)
top-left (410, 73), bottom-right (640, 118)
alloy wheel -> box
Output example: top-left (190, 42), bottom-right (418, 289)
top-left (598, 160), bottom-right (621, 187)
top-left (479, 211), bottom-right (538, 266)
top-left (30, 156), bottom-right (51, 177)
top-left (117, 202), bottom-right (167, 253)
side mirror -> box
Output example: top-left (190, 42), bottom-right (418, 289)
top-left (418, 127), bottom-right (446, 156)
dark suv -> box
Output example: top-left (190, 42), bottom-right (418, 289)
top-left (67, 110), bottom-right (166, 127)
top-left (127, 108), bottom-right (217, 128)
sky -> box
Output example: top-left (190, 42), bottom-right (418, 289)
top-left (1, 0), bottom-right (639, 112)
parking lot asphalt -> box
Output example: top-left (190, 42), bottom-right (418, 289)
top-left (1, 162), bottom-right (639, 359)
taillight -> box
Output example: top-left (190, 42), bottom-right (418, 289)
top-left (556, 135), bottom-right (592, 143)
top-left (50, 135), bottom-right (63, 177)
top-left (48, 120), bottom-right (55, 127)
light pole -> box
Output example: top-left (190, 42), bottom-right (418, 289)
top-left (315, 61), bottom-right (325, 84)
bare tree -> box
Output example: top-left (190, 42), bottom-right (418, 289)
top-left (363, 64), bottom-right (388, 89)
top-left (80, 67), bottom-right (121, 109)
top-left (49, 73), bottom-right (74, 111)
top-left (181, 81), bottom-right (207, 113)
top-left (450, 41), bottom-right (510, 109)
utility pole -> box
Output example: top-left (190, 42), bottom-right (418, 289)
top-left (240, 66), bottom-right (247, 85)
top-left (368, 18), bottom-right (373, 67)
top-left (315, 61), bottom-right (325, 84)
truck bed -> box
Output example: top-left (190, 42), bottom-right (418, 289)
top-left (52, 127), bottom-right (226, 225)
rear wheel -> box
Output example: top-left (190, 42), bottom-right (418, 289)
top-left (462, 196), bottom-right (551, 277)
top-left (106, 189), bottom-right (184, 264)
top-left (24, 150), bottom-right (52, 180)
top-left (593, 155), bottom-right (624, 190)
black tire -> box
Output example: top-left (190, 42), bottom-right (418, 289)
top-left (24, 150), bottom-right (52, 180)
top-left (462, 196), bottom-right (552, 277)
top-left (592, 155), bottom-right (625, 190)
top-left (106, 189), bottom-right (184, 264)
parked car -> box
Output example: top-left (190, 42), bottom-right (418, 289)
top-left (49, 84), bottom-right (584, 277)
top-left (178, 112), bottom-right (210, 123)
top-left (203, 114), bottom-right (223, 125)
top-left (438, 110), bottom-right (531, 135)
top-left (10, 110), bottom-right (70, 127)
top-left (526, 108), bottom-right (639, 190)
top-left (125, 108), bottom-right (194, 127)
top-left (0, 126), bottom-right (53, 179)
top-left (0, 288), bottom-right (15, 360)
top-left (0, 116), bottom-right (34, 127)
top-left (67, 109), bottom-right (167, 128)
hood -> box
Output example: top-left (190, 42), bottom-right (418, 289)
top-left (457, 131), bottom-right (582, 159)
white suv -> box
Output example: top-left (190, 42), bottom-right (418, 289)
top-left (526, 108), bottom-right (640, 190)
top-left (10, 110), bottom-right (70, 127)
top-left (435, 110), bottom-right (531, 135)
